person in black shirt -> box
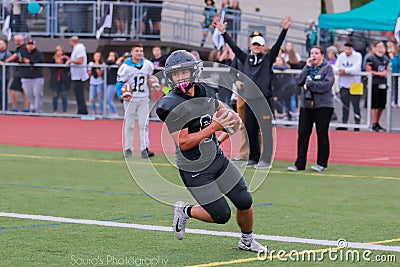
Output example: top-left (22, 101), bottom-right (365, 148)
top-left (5, 34), bottom-right (29, 112)
top-left (156, 50), bottom-right (266, 253)
top-left (365, 41), bottom-right (390, 132)
top-left (19, 39), bottom-right (44, 113)
top-left (214, 16), bottom-right (292, 169)
top-left (105, 51), bottom-right (119, 116)
top-left (150, 46), bottom-right (167, 70)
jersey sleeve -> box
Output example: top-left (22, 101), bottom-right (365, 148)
top-left (156, 107), bottom-right (184, 133)
top-left (116, 64), bottom-right (128, 83)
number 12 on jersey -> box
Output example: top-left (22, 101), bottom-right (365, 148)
top-left (132, 76), bottom-right (146, 92)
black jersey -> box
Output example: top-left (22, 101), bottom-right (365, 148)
top-left (156, 83), bottom-right (221, 170)
top-left (366, 54), bottom-right (390, 85)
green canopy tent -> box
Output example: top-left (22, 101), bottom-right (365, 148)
top-left (318, 0), bottom-right (400, 30)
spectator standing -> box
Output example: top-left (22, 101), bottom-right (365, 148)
top-left (272, 56), bottom-right (293, 120)
top-left (319, 28), bottom-right (335, 54)
top-left (50, 45), bottom-right (70, 113)
top-left (116, 51), bottom-right (131, 66)
top-left (230, 0), bottom-right (241, 43)
top-left (63, 0), bottom-right (91, 33)
top-left (87, 51), bottom-right (105, 115)
top-left (326, 45), bottom-right (339, 122)
top-left (326, 45), bottom-right (337, 65)
top-left (0, 39), bottom-right (12, 111)
top-left (150, 46), bottom-right (166, 71)
top-left (5, 34), bottom-right (29, 112)
top-left (366, 41), bottom-right (390, 132)
top-left (288, 46), bottom-right (335, 172)
top-left (66, 36), bottom-right (89, 115)
top-left (334, 42), bottom-right (362, 130)
top-left (281, 42), bottom-right (301, 69)
top-left (305, 19), bottom-right (317, 57)
top-left (105, 51), bottom-right (119, 117)
top-left (216, 44), bottom-right (235, 106)
top-left (349, 30), bottom-right (369, 58)
top-left (150, 46), bottom-right (167, 115)
top-left (141, 0), bottom-right (163, 38)
top-left (19, 39), bottom-right (44, 113)
top-left (215, 16), bottom-right (292, 169)
top-left (201, 0), bottom-right (217, 47)
top-left (387, 39), bottom-right (399, 108)
top-left (230, 31), bottom-right (263, 162)
top-left (11, 0), bottom-right (28, 33)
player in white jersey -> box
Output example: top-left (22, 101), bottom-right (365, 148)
top-left (116, 44), bottom-right (155, 158)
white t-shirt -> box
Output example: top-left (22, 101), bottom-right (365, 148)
top-left (88, 62), bottom-right (104, 85)
top-left (70, 43), bottom-right (89, 81)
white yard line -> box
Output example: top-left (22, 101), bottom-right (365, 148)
top-left (1, 212), bottom-right (400, 253)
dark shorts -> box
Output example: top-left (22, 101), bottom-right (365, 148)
top-left (146, 7), bottom-right (162, 22)
top-left (179, 152), bottom-right (252, 219)
top-left (371, 84), bottom-right (387, 109)
top-left (9, 77), bottom-right (23, 92)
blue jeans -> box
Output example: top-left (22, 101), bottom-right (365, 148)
top-left (106, 84), bottom-right (117, 114)
top-left (52, 82), bottom-right (68, 112)
top-left (89, 84), bottom-right (104, 114)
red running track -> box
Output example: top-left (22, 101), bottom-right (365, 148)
top-left (1, 115), bottom-right (399, 167)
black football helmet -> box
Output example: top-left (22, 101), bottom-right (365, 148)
top-left (164, 50), bottom-right (202, 93)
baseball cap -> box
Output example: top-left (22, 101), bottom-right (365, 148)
top-left (27, 39), bottom-right (36, 45)
top-left (249, 31), bottom-right (263, 38)
top-left (122, 52), bottom-right (131, 57)
top-left (251, 36), bottom-right (265, 46)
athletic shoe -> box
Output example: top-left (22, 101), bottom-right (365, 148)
top-left (173, 201), bottom-right (190, 240)
top-left (231, 156), bottom-right (246, 162)
top-left (141, 148), bottom-right (155, 158)
top-left (241, 160), bottom-right (257, 167)
top-left (311, 165), bottom-right (327, 172)
top-left (287, 165), bottom-right (298, 171)
top-left (238, 237), bottom-right (267, 253)
top-left (254, 160), bottom-right (272, 169)
top-left (336, 127), bottom-right (348, 131)
top-left (376, 124), bottom-right (386, 132)
top-left (372, 124), bottom-right (379, 132)
top-left (287, 165), bottom-right (305, 171)
top-left (124, 149), bottom-right (132, 158)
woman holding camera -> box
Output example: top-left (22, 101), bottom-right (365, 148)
top-left (288, 46), bottom-right (335, 172)
top-left (88, 51), bottom-right (105, 115)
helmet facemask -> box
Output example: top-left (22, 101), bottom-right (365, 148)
top-left (165, 62), bottom-right (202, 94)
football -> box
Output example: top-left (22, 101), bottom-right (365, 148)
top-left (215, 108), bottom-right (242, 134)
top-left (147, 75), bottom-right (161, 91)
top-left (121, 83), bottom-right (132, 99)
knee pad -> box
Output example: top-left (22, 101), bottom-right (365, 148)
top-left (235, 190), bottom-right (253, 211)
top-left (211, 208), bottom-right (231, 224)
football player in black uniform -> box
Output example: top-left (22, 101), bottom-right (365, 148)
top-left (156, 50), bottom-right (267, 253)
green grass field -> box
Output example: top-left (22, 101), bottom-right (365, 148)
top-left (0, 144), bottom-right (399, 266)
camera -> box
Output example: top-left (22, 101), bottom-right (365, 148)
top-left (304, 76), bottom-right (313, 100)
